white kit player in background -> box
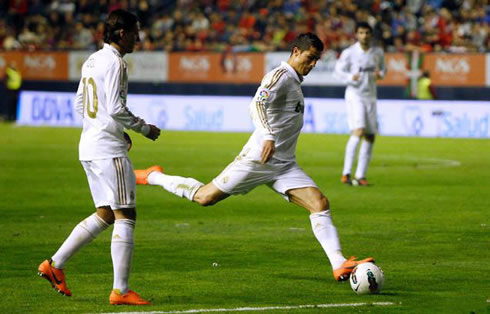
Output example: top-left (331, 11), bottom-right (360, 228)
top-left (335, 22), bottom-right (385, 186)
top-left (136, 33), bottom-right (375, 281)
top-left (38, 9), bottom-right (160, 305)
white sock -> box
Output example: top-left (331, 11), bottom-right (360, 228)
top-left (148, 172), bottom-right (203, 201)
top-left (111, 219), bottom-right (135, 295)
top-left (343, 135), bottom-right (360, 176)
top-left (310, 210), bottom-right (346, 270)
top-left (51, 213), bottom-right (109, 269)
top-left (355, 140), bottom-right (373, 179)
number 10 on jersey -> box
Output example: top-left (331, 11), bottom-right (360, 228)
top-left (82, 77), bottom-right (98, 118)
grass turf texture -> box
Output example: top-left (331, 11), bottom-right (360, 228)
top-left (0, 123), bottom-right (488, 313)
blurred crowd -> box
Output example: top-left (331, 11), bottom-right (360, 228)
top-left (1, 0), bottom-right (489, 53)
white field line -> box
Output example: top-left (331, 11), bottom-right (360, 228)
top-left (377, 155), bottom-right (461, 169)
top-left (104, 301), bottom-right (395, 314)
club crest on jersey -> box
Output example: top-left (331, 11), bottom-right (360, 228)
top-left (258, 89), bottom-right (270, 101)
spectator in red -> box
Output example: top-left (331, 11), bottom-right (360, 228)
top-left (239, 10), bottom-right (256, 33)
top-left (210, 12), bottom-right (226, 34)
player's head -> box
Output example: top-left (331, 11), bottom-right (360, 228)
top-left (289, 33), bottom-right (324, 76)
top-left (104, 9), bottom-right (140, 54)
top-left (355, 22), bottom-right (373, 46)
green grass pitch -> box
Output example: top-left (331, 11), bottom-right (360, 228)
top-left (0, 123), bottom-right (488, 313)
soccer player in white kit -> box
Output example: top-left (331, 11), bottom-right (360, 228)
top-left (335, 22), bottom-right (385, 186)
top-left (38, 10), bottom-right (160, 305)
top-left (136, 33), bottom-right (374, 281)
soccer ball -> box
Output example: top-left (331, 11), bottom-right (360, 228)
top-left (349, 262), bottom-right (384, 295)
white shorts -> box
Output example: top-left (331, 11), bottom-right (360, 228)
top-left (346, 93), bottom-right (378, 134)
top-left (81, 157), bottom-right (136, 209)
top-left (212, 157), bottom-right (318, 201)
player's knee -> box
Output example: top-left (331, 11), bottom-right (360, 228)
top-left (197, 198), bottom-right (216, 206)
top-left (353, 128), bottom-right (365, 137)
top-left (311, 196), bottom-right (330, 213)
top-left (101, 215), bottom-right (115, 225)
top-left (194, 194), bottom-right (217, 206)
top-left (114, 207), bottom-right (137, 220)
top-left (96, 207), bottom-right (115, 225)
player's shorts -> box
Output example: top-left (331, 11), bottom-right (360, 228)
top-left (212, 157), bottom-right (318, 201)
top-left (81, 157), bottom-right (136, 209)
top-left (345, 92), bottom-right (378, 134)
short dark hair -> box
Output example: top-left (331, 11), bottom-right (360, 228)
top-left (355, 22), bottom-right (373, 33)
top-left (104, 9), bottom-right (138, 44)
top-left (290, 33), bottom-right (324, 54)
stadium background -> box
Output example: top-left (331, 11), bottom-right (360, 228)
top-left (1, 0), bottom-right (489, 110)
top-left (1, 0), bottom-right (489, 138)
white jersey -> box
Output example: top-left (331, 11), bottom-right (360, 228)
top-left (335, 42), bottom-right (385, 99)
top-left (74, 44), bottom-right (150, 161)
top-left (240, 61), bottom-right (304, 162)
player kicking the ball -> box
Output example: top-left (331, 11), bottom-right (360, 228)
top-left (38, 10), bottom-right (160, 305)
top-left (136, 33), bottom-right (374, 281)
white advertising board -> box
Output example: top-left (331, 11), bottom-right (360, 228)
top-left (17, 91), bottom-right (490, 138)
top-left (69, 51), bottom-right (168, 82)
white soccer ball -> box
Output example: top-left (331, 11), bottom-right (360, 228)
top-left (349, 262), bottom-right (384, 295)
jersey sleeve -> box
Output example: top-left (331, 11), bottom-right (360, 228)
top-left (74, 78), bottom-right (84, 117)
top-left (105, 59), bottom-right (150, 136)
top-left (335, 49), bottom-right (357, 85)
top-left (249, 68), bottom-right (288, 141)
top-left (377, 49), bottom-right (386, 79)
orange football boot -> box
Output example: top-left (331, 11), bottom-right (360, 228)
top-left (109, 289), bottom-right (151, 305)
top-left (135, 165), bottom-right (163, 185)
top-left (341, 174), bottom-right (352, 185)
top-left (333, 256), bottom-right (375, 281)
top-left (38, 259), bottom-right (72, 296)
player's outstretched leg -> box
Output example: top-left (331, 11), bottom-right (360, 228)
top-left (135, 165), bottom-right (203, 201)
top-left (309, 210), bottom-right (346, 272)
top-left (333, 256), bottom-right (375, 281)
top-left (38, 259), bottom-right (72, 296)
top-left (135, 165), bottom-right (163, 185)
top-left (291, 187), bottom-right (375, 281)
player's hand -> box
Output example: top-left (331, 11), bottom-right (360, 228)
top-left (375, 71), bottom-right (382, 80)
top-left (145, 124), bottom-right (161, 141)
top-left (260, 140), bottom-right (275, 164)
top-left (123, 132), bottom-right (132, 151)
top-left (352, 74), bottom-right (360, 81)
